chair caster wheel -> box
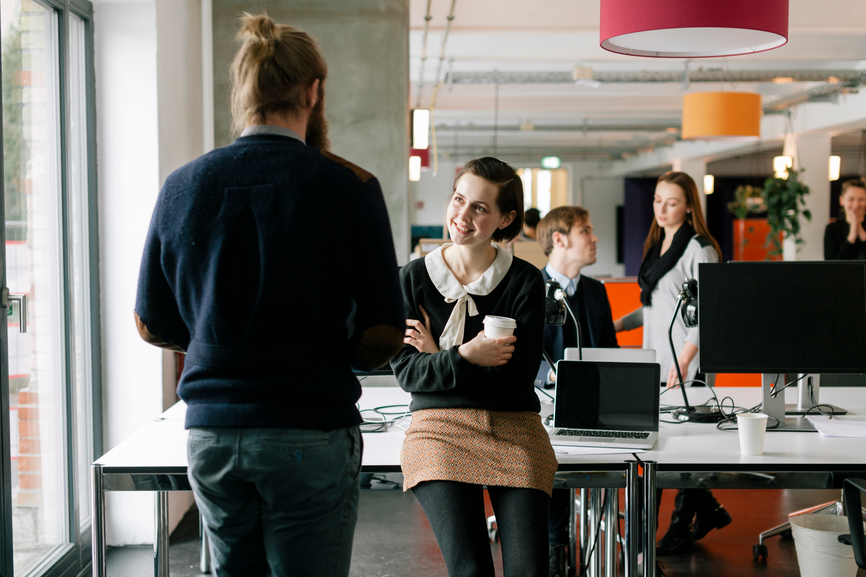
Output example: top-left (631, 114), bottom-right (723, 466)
top-left (753, 543), bottom-right (768, 561)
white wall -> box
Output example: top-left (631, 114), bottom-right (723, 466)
top-left (94, 0), bottom-right (203, 544)
top-left (93, 0), bottom-right (163, 545)
top-left (580, 177), bottom-right (626, 278)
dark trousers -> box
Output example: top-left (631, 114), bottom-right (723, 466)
top-left (413, 480), bottom-right (550, 577)
top-left (548, 488), bottom-right (571, 547)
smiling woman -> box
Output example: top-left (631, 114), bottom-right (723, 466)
top-left (391, 157), bottom-right (556, 576)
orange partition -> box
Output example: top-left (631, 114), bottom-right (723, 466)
top-left (602, 279), bottom-right (642, 347)
top-left (732, 218), bottom-right (782, 262)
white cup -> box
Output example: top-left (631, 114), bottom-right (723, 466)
top-left (483, 315), bottom-right (516, 338)
top-left (737, 413), bottom-right (769, 455)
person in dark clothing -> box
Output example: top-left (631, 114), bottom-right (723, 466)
top-left (134, 14), bottom-right (404, 577)
top-left (536, 206), bottom-right (618, 577)
top-left (825, 178), bottom-right (866, 260)
top-left (520, 207), bottom-right (542, 240)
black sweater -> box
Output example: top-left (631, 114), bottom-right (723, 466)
top-left (825, 219), bottom-right (866, 260)
top-left (135, 135), bottom-right (405, 430)
top-left (391, 254), bottom-right (545, 413)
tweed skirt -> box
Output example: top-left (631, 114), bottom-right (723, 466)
top-left (400, 408), bottom-right (558, 496)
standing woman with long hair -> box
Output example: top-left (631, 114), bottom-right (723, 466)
top-left (391, 157), bottom-right (556, 577)
top-left (614, 171), bottom-right (731, 557)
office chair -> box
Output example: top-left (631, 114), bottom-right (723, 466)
top-left (839, 478), bottom-right (866, 569)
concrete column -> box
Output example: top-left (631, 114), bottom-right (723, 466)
top-left (211, 0), bottom-right (410, 262)
top-left (672, 158), bottom-right (708, 216)
top-left (783, 133), bottom-right (831, 261)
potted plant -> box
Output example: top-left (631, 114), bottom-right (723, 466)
top-left (761, 167), bottom-right (812, 257)
top-left (726, 184), bottom-right (768, 260)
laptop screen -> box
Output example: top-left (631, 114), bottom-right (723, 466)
top-left (554, 361), bottom-right (660, 431)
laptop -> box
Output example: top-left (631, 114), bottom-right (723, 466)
top-left (548, 360), bottom-right (661, 449)
top-left (564, 347), bottom-right (656, 363)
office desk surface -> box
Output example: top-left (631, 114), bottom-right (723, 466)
top-left (650, 387), bottom-right (866, 473)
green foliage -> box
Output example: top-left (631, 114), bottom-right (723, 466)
top-left (726, 184), bottom-right (766, 220)
top-left (761, 168), bottom-right (812, 257)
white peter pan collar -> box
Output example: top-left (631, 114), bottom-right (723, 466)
top-left (424, 243), bottom-right (513, 350)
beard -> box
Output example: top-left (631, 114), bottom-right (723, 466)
top-left (305, 85), bottom-right (330, 151)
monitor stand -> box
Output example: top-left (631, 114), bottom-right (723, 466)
top-left (762, 374), bottom-right (816, 432)
top-left (783, 374), bottom-right (848, 416)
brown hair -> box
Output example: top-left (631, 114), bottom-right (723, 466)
top-left (452, 157), bottom-right (524, 242)
top-left (642, 171), bottom-right (722, 260)
top-left (537, 206), bottom-right (590, 256)
top-left (840, 178), bottom-right (866, 221)
top-left (230, 13), bottom-right (327, 135)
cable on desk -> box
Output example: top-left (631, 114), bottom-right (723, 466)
top-left (358, 404), bottom-right (411, 432)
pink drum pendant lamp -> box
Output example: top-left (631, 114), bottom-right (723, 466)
top-left (600, 0), bottom-right (789, 58)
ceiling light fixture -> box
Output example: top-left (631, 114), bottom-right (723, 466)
top-left (773, 156), bottom-right (792, 179)
top-left (411, 109), bottom-right (430, 150)
top-left (600, 0), bottom-right (788, 58)
top-left (704, 175), bottom-right (715, 195)
top-left (681, 92), bottom-right (762, 141)
top-left (829, 156), bottom-right (841, 181)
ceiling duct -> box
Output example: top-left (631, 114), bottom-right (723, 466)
top-left (445, 69), bottom-right (866, 85)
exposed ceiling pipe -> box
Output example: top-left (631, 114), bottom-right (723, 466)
top-left (446, 69), bottom-right (866, 85)
top-left (414, 0), bottom-right (433, 109)
top-left (432, 0), bottom-right (458, 88)
top-left (435, 122), bottom-right (682, 133)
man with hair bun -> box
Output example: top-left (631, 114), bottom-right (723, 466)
top-left (535, 206), bottom-right (618, 577)
top-left (134, 13), bottom-right (404, 577)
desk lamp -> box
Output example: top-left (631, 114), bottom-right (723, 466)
top-left (544, 280), bottom-right (582, 374)
top-left (670, 278), bottom-right (724, 423)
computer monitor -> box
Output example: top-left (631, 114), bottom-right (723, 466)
top-left (698, 261), bottom-right (866, 430)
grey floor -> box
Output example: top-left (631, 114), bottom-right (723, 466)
top-left (106, 480), bottom-right (863, 577)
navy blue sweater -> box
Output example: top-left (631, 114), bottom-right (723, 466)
top-left (135, 135), bottom-right (405, 430)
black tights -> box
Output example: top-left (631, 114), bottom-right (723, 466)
top-left (412, 480), bottom-right (550, 577)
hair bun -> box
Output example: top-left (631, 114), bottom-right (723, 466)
top-left (237, 13), bottom-right (277, 57)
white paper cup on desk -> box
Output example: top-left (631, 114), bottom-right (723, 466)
top-left (737, 413), bottom-right (769, 455)
top-left (483, 316), bottom-right (516, 338)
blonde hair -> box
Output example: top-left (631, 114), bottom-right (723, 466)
top-left (643, 171), bottom-right (722, 260)
top-left (537, 206), bottom-right (589, 256)
top-left (230, 13), bottom-right (327, 134)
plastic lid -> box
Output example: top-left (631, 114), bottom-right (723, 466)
top-left (483, 315), bottom-right (517, 328)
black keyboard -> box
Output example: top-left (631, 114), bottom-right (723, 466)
top-left (556, 429), bottom-right (650, 439)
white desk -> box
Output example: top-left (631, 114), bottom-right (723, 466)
top-left (92, 383), bottom-right (866, 577)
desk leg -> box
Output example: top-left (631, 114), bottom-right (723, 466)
top-left (624, 461), bottom-right (640, 577)
top-left (154, 492), bottom-right (170, 577)
top-left (588, 489), bottom-right (602, 577)
top-left (604, 488), bottom-right (618, 577)
top-left (92, 465), bottom-right (105, 577)
top-left (568, 489), bottom-right (576, 577)
top-left (642, 462), bottom-right (657, 577)
top-left (579, 488), bottom-right (588, 574)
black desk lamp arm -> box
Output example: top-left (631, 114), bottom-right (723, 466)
top-left (668, 297), bottom-right (692, 410)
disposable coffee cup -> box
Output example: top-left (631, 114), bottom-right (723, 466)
top-left (483, 316), bottom-right (516, 338)
top-left (737, 413), bottom-right (769, 456)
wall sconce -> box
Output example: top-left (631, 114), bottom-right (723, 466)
top-left (773, 155), bottom-right (792, 179)
top-left (409, 156), bottom-right (421, 182)
top-left (703, 174), bottom-right (715, 195)
top-left (829, 156), bottom-right (841, 181)
top-left (411, 109), bottom-right (429, 150)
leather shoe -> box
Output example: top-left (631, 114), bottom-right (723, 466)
top-left (692, 505), bottom-right (732, 541)
top-left (548, 544), bottom-right (567, 577)
top-left (656, 523), bottom-right (694, 556)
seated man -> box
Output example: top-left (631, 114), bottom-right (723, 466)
top-left (536, 206), bottom-right (618, 576)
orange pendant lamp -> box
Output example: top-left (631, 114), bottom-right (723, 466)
top-left (681, 92), bottom-right (762, 141)
top-left (600, 0), bottom-right (788, 58)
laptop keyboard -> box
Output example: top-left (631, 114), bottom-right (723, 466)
top-left (555, 429), bottom-right (650, 439)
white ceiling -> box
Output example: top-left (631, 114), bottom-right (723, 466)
top-left (410, 0), bottom-right (866, 162)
